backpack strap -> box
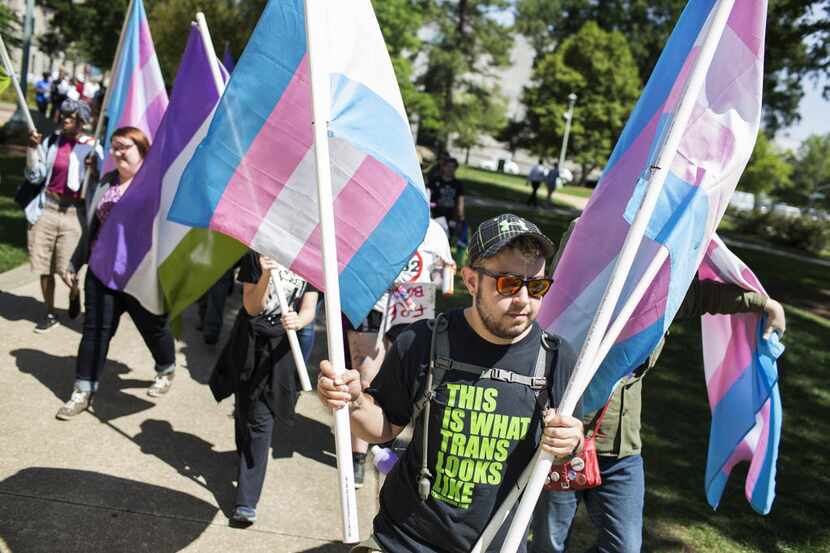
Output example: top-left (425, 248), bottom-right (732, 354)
top-left (535, 331), bottom-right (559, 412)
top-left (415, 313), bottom-right (449, 501)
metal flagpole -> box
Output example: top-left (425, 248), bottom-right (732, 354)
top-left (304, 0), bottom-right (360, 543)
top-left (496, 1), bottom-right (738, 551)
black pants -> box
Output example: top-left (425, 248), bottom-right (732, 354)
top-left (198, 268), bottom-right (235, 339)
top-left (235, 396), bottom-right (275, 509)
top-left (76, 271), bottom-right (176, 388)
top-left (527, 181), bottom-right (541, 206)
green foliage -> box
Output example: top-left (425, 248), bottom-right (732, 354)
top-left (39, 0), bottom-right (133, 71)
top-left (738, 132), bottom-right (794, 207)
top-left (791, 133), bottom-right (830, 210)
top-left (148, 0), bottom-right (248, 83)
top-left (521, 21), bottom-right (640, 182)
top-left (515, 0), bottom-right (830, 133)
top-left (372, 0), bottom-right (434, 122)
top-left (416, 0), bottom-right (514, 150)
top-left (0, 4), bottom-right (21, 48)
top-left (732, 209), bottom-right (830, 255)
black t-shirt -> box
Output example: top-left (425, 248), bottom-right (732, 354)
top-left (237, 251), bottom-right (314, 315)
top-left (427, 177), bottom-right (464, 219)
top-left (366, 309), bottom-right (555, 553)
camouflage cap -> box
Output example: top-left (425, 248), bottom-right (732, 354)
top-left (467, 213), bottom-right (556, 266)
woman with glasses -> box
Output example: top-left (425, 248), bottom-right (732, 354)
top-left (24, 99), bottom-right (101, 333)
top-left (55, 127), bottom-right (177, 420)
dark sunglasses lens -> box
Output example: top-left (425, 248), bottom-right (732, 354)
top-left (496, 276), bottom-right (523, 296)
top-left (527, 279), bottom-right (551, 298)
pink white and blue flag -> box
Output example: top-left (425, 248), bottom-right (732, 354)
top-left (699, 235), bottom-right (782, 514)
top-left (90, 26), bottom-right (243, 317)
top-left (102, 0), bottom-right (168, 173)
top-left (168, 0), bottom-right (428, 324)
top-left (538, 0), bottom-right (776, 509)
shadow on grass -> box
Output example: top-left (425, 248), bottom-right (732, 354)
top-left (635, 310), bottom-right (830, 552)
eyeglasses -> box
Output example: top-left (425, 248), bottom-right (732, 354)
top-left (110, 142), bottom-right (135, 154)
top-left (474, 268), bottom-right (553, 299)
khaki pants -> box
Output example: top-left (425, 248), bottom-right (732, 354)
top-left (27, 197), bottom-right (83, 275)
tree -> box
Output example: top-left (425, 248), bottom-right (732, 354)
top-left (0, 4), bottom-right (21, 48)
top-left (738, 131), bottom-right (794, 210)
top-left (148, 0), bottom-right (247, 82)
top-left (451, 88), bottom-right (508, 163)
top-left (521, 21), bottom-right (641, 182)
top-left (39, 0), bottom-right (137, 71)
top-left (514, 0), bottom-right (830, 133)
top-left (37, 29), bottom-right (68, 73)
top-left (416, 0), bottom-right (515, 151)
top-left (372, 0), bottom-right (435, 124)
top-left (791, 133), bottom-right (830, 210)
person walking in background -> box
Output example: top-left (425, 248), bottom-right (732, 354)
top-left (24, 99), bottom-right (100, 333)
top-left (527, 160), bottom-right (547, 207)
top-left (209, 251), bottom-right (320, 525)
top-left (545, 162), bottom-right (561, 205)
top-left (49, 72), bottom-right (69, 122)
top-left (56, 127), bottom-right (177, 420)
top-left (427, 157), bottom-right (465, 241)
top-left (34, 73), bottom-right (50, 114)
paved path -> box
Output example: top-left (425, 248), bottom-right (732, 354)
top-left (0, 266), bottom-right (377, 553)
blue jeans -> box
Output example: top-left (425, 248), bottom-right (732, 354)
top-left (530, 455), bottom-right (644, 553)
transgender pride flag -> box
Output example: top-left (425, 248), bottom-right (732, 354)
top-left (102, 0), bottom-right (168, 173)
top-left (169, 0), bottom-right (428, 324)
top-left (699, 236), bottom-right (782, 514)
top-left (540, 0), bottom-right (767, 408)
top-left (539, 0), bottom-right (777, 512)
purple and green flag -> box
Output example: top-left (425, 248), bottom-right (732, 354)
top-left (90, 25), bottom-right (244, 318)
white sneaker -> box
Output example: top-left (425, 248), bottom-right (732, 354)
top-left (148, 372), bottom-right (175, 397)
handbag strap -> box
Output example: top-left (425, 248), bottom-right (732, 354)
top-left (584, 398), bottom-right (613, 439)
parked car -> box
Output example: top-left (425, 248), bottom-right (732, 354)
top-left (479, 157), bottom-right (520, 174)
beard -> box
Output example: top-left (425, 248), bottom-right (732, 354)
top-left (474, 286), bottom-right (533, 340)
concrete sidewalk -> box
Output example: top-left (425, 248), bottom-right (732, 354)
top-left (0, 267), bottom-right (378, 552)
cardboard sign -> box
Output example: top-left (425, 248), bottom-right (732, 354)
top-left (387, 283), bottom-right (436, 327)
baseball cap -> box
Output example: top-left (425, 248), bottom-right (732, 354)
top-left (467, 213), bottom-right (556, 266)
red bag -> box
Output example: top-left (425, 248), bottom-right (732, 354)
top-left (544, 401), bottom-right (611, 491)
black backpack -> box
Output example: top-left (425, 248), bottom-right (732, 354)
top-left (411, 313), bottom-right (559, 500)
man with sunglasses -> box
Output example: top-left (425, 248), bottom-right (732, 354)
top-left (318, 213), bottom-right (585, 553)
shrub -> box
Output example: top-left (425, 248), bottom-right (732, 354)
top-left (731, 209), bottom-right (830, 255)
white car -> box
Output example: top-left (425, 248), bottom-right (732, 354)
top-left (478, 158), bottom-right (520, 174)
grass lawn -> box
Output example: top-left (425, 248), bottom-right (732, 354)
top-left (0, 147), bottom-right (28, 273)
top-left (437, 198), bottom-right (830, 553)
top-left (458, 166), bottom-right (594, 204)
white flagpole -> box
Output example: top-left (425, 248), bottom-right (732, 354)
top-left (80, 0), bottom-right (133, 196)
top-left (194, 14), bottom-right (315, 395)
top-left (0, 33), bottom-right (36, 133)
top-left (375, 292), bottom-right (391, 351)
top-left (496, 1), bottom-right (737, 551)
top-left (195, 13), bottom-right (225, 94)
top-left (304, 0), bottom-right (360, 543)
top-left (273, 277), bottom-right (314, 392)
